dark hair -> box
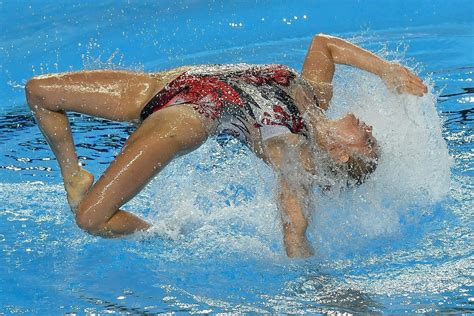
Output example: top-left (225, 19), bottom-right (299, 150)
top-left (346, 153), bottom-right (379, 185)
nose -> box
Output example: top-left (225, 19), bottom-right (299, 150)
top-left (360, 120), bottom-right (372, 131)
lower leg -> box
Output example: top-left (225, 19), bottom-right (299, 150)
top-left (24, 70), bottom-right (159, 209)
top-left (28, 101), bottom-right (94, 209)
top-left (32, 106), bottom-right (80, 181)
top-left (75, 105), bottom-right (209, 237)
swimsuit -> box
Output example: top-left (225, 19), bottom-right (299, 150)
top-left (140, 64), bottom-right (317, 142)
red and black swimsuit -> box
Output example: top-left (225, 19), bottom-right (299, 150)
top-left (140, 64), bottom-right (316, 142)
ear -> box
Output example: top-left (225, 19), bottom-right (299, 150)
top-left (338, 151), bottom-right (350, 163)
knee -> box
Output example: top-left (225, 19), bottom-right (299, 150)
top-left (25, 77), bottom-right (45, 110)
top-left (74, 206), bottom-right (103, 236)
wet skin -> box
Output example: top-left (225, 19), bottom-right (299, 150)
top-left (25, 33), bottom-right (427, 257)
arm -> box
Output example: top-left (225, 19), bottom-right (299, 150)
top-left (278, 177), bottom-right (314, 258)
top-left (262, 134), bottom-right (315, 258)
top-left (301, 34), bottom-right (427, 109)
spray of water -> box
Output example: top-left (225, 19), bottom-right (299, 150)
top-left (140, 60), bottom-right (450, 261)
top-left (309, 64), bottom-right (451, 256)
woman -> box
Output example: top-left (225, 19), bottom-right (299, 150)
top-left (25, 34), bottom-right (427, 257)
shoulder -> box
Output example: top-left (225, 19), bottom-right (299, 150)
top-left (150, 65), bottom-right (192, 78)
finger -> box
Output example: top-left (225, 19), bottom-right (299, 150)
top-left (408, 76), bottom-right (423, 86)
top-left (402, 67), bottom-right (416, 79)
top-left (399, 83), bottom-right (424, 96)
top-left (409, 78), bottom-right (427, 93)
top-left (403, 68), bottom-right (424, 83)
top-left (408, 84), bottom-right (426, 96)
top-left (417, 81), bottom-right (428, 94)
top-left (403, 69), bottom-right (420, 81)
top-left (411, 75), bottom-right (424, 85)
top-left (409, 79), bottom-right (426, 91)
top-left (404, 82), bottom-right (424, 96)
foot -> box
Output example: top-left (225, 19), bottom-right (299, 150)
top-left (64, 168), bottom-right (94, 212)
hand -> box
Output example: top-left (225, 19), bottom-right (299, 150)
top-left (380, 62), bottom-right (427, 97)
top-left (284, 234), bottom-right (314, 258)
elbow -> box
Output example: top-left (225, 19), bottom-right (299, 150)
top-left (309, 33), bottom-right (334, 57)
top-left (313, 33), bottom-right (329, 39)
top-left (312, 33), bottom-right (331, 45)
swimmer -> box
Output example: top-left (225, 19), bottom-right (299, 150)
top-left (25, 34), bottom-right (427, 257)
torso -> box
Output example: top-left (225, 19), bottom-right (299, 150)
top-left (143, 64), bottom-right (319, 141)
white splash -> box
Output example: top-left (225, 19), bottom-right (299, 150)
top-left (146, 64), bottom-right (451, 259)
top-left (311, 66), bottom-right (452, 254)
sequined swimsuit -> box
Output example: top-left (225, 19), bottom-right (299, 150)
top-left (140, 64), bottom-right (317, 142)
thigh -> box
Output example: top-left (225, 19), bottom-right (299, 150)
top-left (28, 70), bottom-right (161, 121)
top-left (76, 104), bottom-right (209, 225)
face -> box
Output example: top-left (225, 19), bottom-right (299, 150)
top-left (330, 113), bottom-right (378, 159)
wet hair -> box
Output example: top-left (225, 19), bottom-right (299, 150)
top-left (345, 152), bottom-right (379, 185)
top-left (319, 150), bottom-right (379, 191)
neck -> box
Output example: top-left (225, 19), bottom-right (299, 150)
top-left (305, 109), bottom-right (336, 152)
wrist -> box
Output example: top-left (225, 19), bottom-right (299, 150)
top-left (376, 60), bottom-right (394, 77)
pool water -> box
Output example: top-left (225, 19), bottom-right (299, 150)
top-left (1, 1), bottom-right (473, 314)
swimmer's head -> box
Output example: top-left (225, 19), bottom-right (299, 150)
top-left (322, 113), bottom-right (379, 184)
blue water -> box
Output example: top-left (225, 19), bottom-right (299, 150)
top-left (1, 1), bottom-right (473, 314)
